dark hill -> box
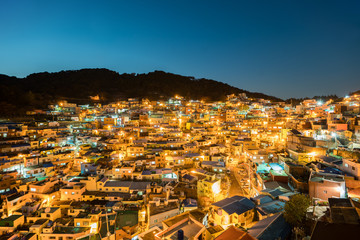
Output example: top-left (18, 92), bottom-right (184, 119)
top-left (350, 90), bottom-right (360, 96)
top-left (0, 68), bottom-right (282, 116)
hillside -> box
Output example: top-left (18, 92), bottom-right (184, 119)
top-left (350, 90), bottom-right (360, 96)
top-left (0, 69), bottom-right (283, 116)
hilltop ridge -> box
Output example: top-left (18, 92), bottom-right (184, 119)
top-left (0, 68), bottom-right (283, 116)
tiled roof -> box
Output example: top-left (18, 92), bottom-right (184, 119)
top-left (213, 195), bottom-right (255, 215)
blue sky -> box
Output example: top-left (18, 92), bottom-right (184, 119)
top-left (0, 0), bottom-right (359, 99)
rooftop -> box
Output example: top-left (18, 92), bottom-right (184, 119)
top-left (212, 195), bottom-right (255, 215)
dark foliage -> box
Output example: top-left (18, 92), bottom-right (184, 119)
top-left (284, 194), bottom-right (311, 227)
top-left (0, 69), bottom-right (282, 116)
top-left (350, 90), bottom-right (360, 96)
top-left (285, 94), bottom-right (341, 106)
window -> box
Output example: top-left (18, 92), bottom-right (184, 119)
top-left (76, 222), bottom-right (80, 227)
top-left (324, 190), bottom-right (327, 194)
top-left (352, 167), bottom-right (356, 171)
top-left (345, 163), bottom-right (349, 167)
top-left (65, 191), bottom-right (68, 195)
top-left (72, 192), bottom-right (75, 195)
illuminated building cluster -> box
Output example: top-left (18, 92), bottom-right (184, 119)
top-left (0, 93), bottom-right (360, 239)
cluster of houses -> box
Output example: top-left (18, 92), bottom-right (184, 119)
top-left (0, 93), bottom-right (360, 239)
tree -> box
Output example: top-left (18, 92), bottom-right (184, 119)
top-left (284, 194), bottom-right (311, 227)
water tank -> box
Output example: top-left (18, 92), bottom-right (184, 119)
top-left (177, 229), bottom-right (184, 240)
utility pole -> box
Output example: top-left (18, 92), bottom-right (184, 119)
top-left (248, 159), bottom-right (251, 197)
top-left (106, 210), bottom-right (110, 240)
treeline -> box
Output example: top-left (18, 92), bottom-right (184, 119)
top-left (285, 94), bottom-right (341, 106)
top-left (0, 69), bottom-right (282, 116)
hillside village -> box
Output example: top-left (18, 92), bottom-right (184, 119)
top-left (1, 93), bottom-right (360, 240)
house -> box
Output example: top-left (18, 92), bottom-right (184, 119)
top-left (197, 173), bottom-right (222, 206)
top-left (29, 178), bottom-right (60, 194)
top-left (99, 180), bottom-right (151, 195)
top-left (211, 195), bottom-right (255, 228)
top-left (27, 207), bottom-right (62, 223)
top-left (182, 198), bottom-right (198, 212)
top-left (29, 219), bottom-right (49, 235)
top-left (308, 172), bottom-right (346, 200)
top-left (81, 163), bottom-right (98, 175)
top-left (328, 198), bottom-right (360, 224)
top-left (3, 192), bottom-right (31, 216)
top-left (214, 225), bottom-right (256, 240)
top-left (0, 215), bottom-right (24, 234)
top-left (154, 213), bottom-right (206, 240)
top-left (39, 226), bottom-right (91, 240)
top-left (201, 161), bottom-right (226, 173)
top-left (126, 145), bottom-right (144, 158)
top-left (248, 213), bottom-right (291, 240)
top-left (339, 158), bottom-right (360, 179)
top-left (203, 225), bottom-right (224, 240)
top-left (60, 183), bottom-right (86, 201)
top-left (149, 199), bottom-right (180, 228)
top-left (256, 200), bottom-right (285, 219)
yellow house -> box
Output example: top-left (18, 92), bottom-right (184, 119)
top-left (60, 183), bottom-right (86, 201)
top-left (104, 117), bottom-right (117, 126)
top-left (127, 145), bottom-right (145, 158)
top-left (0, 215), bottom-right (25, 234)
top-left (212, 195), bottom-right (255, 228)
top-left (197, 173), bottom-right (222, 206)
top-left (73, 211), bottom-right (102, 233)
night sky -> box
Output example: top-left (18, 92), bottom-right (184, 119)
top-left (1, 0), bottom-right (359, 99)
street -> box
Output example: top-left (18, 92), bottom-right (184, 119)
top-left (228, 165), bottom-right (249, 197)
top-left (228, 161), bottom-right (260, 198)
